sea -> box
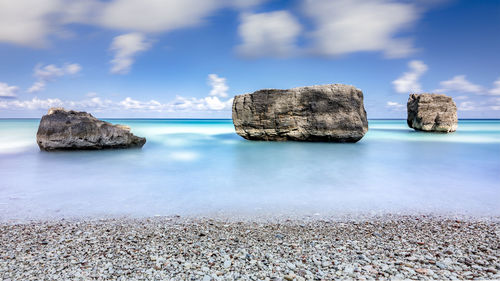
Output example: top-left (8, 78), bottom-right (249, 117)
top-left (0, 119), bottom-right (499, 222)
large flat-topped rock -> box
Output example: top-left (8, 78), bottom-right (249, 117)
top-left (232, 84), bottom-right (368, 142)
top-left (407, 93), bottom-right (458, 133)
top-left (37, 108), bottom-right (146, 151)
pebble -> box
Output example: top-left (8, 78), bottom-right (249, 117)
top-left (0, 215), bottom-right (498, 280)
top-left (487, 267), bottom-right (498, 274)
top-left (437, 262), bottom-right (448, 270)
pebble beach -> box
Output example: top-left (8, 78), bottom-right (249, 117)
top-left (1, 215), bottom-right (499, 280)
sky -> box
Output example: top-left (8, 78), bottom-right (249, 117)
top-left (0, 0), bottom-right (499, 118)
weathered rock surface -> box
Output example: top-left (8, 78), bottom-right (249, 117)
top-left (232, 84), bottom-right (368, 142)
top-left (36, 108), bottom-right (146, 151)
top-left (407, 93), bottom-right (458, 133)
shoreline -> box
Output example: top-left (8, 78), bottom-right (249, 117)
top-left (1, 215), bottom-right (499, 280)
top-left (2, 211), bottom-right (500, 227)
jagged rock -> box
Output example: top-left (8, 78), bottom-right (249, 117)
top-left (232, 84), bottom-right (368, 142)
top-left (36, 108), bottom-right (146, 151)
top-left (407, 93), bottom-right (458, 133)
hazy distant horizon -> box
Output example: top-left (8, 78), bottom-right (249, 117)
top-left (2, 117), bottom-right (500, 121)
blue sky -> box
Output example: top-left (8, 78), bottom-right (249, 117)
top-left (0, 0), bottom-right (499, 118)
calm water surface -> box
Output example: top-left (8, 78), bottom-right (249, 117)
top-left (0, 119), bottom-right (499, 221)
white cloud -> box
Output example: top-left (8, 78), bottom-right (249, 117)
top-left (436, 75), bottom-right (483, 94)
top-left (450, 97), bottom-right (500, 113)
top-left (1, 73), bottom-right (234, 113)
top-left (0, 0), bottom-right (63, 47)
top-left (0, 82), bottom-right (19, 98)
top-left (231, 0), bottom-right (267, 9)
top-left (458, 101), bottom-right (476, 111)
top-left (65, 63), bottom-right (82, 74)
top-left (98, 0), bottom-right (220, 33)
top-left (170, 73), bottom-right (233, 111)
top-left (304, 0), bottom-right (419, 58)
top-left (392, 60), bottom-right (428, 94)
top-left (0, 95), bottom-right (233, 112)
top-left (33, 63), bottom-right (81, 80)
top-left (68, 97), bottom-right (113, 111)
top-left (0, 97), bottom-right (64, 110)
top-left (0, 95), bottom-right (111, 111)
top-left (0, 0), bottom-right (431, 62)
top-left (237, 11), bottom-right (302, 57)
top-left (208, 74), bottom-right (228, 98)
top-left (490, 98), bottom-right (500, 110)
top-left (96, 0), bottom-right (267, 32)
top-left (386, 101), bottom-right (404, 107)
top-left (386, 101), bottom-right (404, 111)
top-left (119, 97), bottom-right (165, 111)
top-left (28, 82), bottom-right (46, 93)
top-left (28, 63), bottom-right (82, 93)
top-left (110, 32), bottom-right (152, 74)
top-left (489, 78), bottom-right (500, 96)
top-left (172, 96), bottom-right (233, 111)
top-left (0, 0), bottom-right (266, 47)
top-left (204, 96), bottom-right (232, 110)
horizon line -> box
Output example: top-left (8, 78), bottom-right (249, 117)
top-left (1, 118), bottom-right (499, 121)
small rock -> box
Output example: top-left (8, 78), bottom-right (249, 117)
top-left (415, 268), bottom-right (427, 275)
top-left (344, 265), bottom-right (354, 274)
top-left (436, 262), bottom-right (447, 269)
top-left (443, 249), bottom-right (454, 255)
top-left (486, 268), bottom-right (498, 274)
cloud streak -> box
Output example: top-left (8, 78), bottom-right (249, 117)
top-left (237, 11), bottom-right (302, 58)
top-left (386, 101), bottom-right (404, 111)
top-left (110, 32), bottom-right (151, 74)
top-left (489, 77), bottom-right (500, 96)
top-left (392, 60), bottom-right (428, 94)
top-left (28, 63), bottom-right (82, 93)
top-left (436, 75), bottom-right (483, 94)
top-left (304, 0), bottom-right (419, 58)
top-left (0, 82), bottom-right (19, 98)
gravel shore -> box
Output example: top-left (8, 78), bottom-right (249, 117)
top-left (1, 215), bottom-right (499, 280)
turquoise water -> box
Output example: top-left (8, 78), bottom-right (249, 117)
top-left (0, 119), bottom-right (499, 221)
